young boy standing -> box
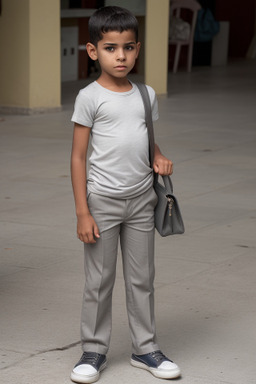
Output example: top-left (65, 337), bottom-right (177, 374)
top-left (70, 6), bottom-right (181, 383)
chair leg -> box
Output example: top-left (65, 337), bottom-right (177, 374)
top-left (187, 43), bottom-right (193, 72)
top-left (173, 44), bottom-right (181, 73)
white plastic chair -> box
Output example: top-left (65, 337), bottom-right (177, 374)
top-left (169, 0), bottom-right (201, 73)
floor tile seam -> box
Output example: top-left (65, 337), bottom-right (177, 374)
top-left (0, 132), bottom-right (71, 140)
top-left (0, 182), bottom-right (72, 190)
top-left (0, 219), bottom-right (75, 229)
top-left (183, 209), bottom-right (255, 229)
top-left (199, 176), bottom-right (256, 190)
top-left (158, 248), bottom-right (256, 263)
top-left (188, 223), bottom-right (256, 239)
top-left (204, 249), bottom-right (256, 268)
top-left (0, 258), bottom-right (73, 272)
top-left (183, 223), bottom-right (237, 236)
top-left (0, 267), bottom-right (33, 278)
top-left (155, 251), bottom-right (256, 284)
top-left (174, 231), bottom-right (256, 244)
top-left (2, 240), bottom-right (80, 253)
top-left (1, 242), bottom-right (81, 253)
top-left (156, 256), bottom-right (224, 266)
top-left (0, 219), bottom-right (61, 229)
top-left (160, 278), bottom-right (256, 298)
top-left (0, 196), bottom-right (71, 209)
top-left (173, 137), bottom-right (256, 156)
top-left (0, 197), bottom-right (72, 208)
top-left (154, 265), bottom-right (214, 288)
top-left (0, 348), bottom-right (30, 356)
top-left (182, 200), bottom-right (255, 213)
top-left (182, 374), bottom-right (236, 384)
top-left (182, 187), bottom-right (256, 201)
top-left (186, 229), bottom-right (256, 248)
top-left (169, 269), bottom-right (256, 291)
top-left (0, 341), bottom-right (80, 371)
top-left (7, 175), bottom-right (71, 183)
top-left (0, 201), bottom-right (71, 211)
top-left (175, 154), bottom-right (256, 171)
top-left (155, 273), bottom-right (211, 288)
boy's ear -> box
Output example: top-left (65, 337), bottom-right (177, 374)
top-left (86, 43), bottom-right (98, 61)
top-left (136, 42), bottom-right (141, 59)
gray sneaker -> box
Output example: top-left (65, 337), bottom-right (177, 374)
top-left (71, 352), bottom-right (107, 383)
top-left (131, 350), bottom-right (181, 379)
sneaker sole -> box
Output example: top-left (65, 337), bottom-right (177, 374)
top-left (70, 361), bottom-right (107, 384)
top-left (130, 358), bottom-right (181, 379)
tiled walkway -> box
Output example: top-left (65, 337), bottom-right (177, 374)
top-left (1, 60), bottom-right (256, 384)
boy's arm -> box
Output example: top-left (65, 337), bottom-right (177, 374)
top-left (71, 123), bottom-right (100, 244)
top-left (153, 144), bottom-right (173, 175)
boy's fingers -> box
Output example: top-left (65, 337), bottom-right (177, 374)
top-left (94, 224), bottom-right (100, 239)
top-left (153, 162), bottom-right (173, 175)
top-left (77, 231), bottom-right (96, 244)
top-left (87, 235), bottom-right (96, 243)
top-left (85, 233), bottom-right (96, 244)
top-left (76, 217), bottom-right (99, 243)
top-left (153, 164), bottom-right (159, 173)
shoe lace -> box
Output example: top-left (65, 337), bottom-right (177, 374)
top-left (149, 350), bottom-right (172, 363)
top-left (80, 352), bottom-right (101, 367)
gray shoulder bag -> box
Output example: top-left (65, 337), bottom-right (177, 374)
top-left (136, 83), bottom-right (185, 236)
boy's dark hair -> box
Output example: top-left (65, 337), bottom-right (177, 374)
top-left (88, 6), bottom-right (138, 46)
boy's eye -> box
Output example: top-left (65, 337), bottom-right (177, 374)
top-left (104, 45), bottom-right (135, 52)
top-left (105, 46), bottom-right (115, 52)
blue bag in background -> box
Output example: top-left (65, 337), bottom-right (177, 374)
top-left (194, 8), bottom-right (220, 42)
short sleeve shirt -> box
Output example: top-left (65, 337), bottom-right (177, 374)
top-left (71, 81), bottom-right (159, 199)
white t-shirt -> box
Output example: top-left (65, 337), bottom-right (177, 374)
top-left (71, 81), bottom-right (159, 199)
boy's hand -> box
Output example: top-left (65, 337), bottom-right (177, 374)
top-left (77, 213), bottom-right (100, 244)
top-left (153, 154), bottom-right (173, 175)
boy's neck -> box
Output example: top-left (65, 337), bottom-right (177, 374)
top-left (96, 75), bottom-right (132, 92)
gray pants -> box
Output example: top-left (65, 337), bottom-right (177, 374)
top-left (81, 187), bottom-right (159, 355)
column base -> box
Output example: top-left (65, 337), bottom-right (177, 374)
top-left (0, 105), bottom-right (62, 115)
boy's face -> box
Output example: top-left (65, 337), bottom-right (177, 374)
top-left (87, 30), bottom-right (140, 81)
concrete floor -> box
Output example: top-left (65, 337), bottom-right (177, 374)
top-left (0, 60), bottom-right (256, 384)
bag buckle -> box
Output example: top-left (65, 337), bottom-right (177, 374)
top-left (166, 195), bottom-right (174, 216)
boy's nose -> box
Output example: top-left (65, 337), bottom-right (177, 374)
top-left (117, 49), bottom-right (126, 61)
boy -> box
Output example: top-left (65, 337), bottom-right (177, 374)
top-left (70, 6), bottom-right (181, 383)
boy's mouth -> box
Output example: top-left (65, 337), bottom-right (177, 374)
top-left (115, 65), bottom-right (127, 70)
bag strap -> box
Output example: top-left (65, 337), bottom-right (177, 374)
top-left (136, 83), bottom-right (155, 168)
top-left (136, 82), bottom-right (174, 194)
top-left (154, 172), bottom-right (174, 194)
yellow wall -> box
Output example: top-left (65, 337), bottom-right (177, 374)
top-left (0, 0), bottom-right (170, 110)
top-left (0, 0), bottom-right (30, 108)
top-left (29, 0), bottom-right (61, 109)
top-left (145, 0), bottom-right (170, 94)
top-left (0, 0), bottom-right (61, 112)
